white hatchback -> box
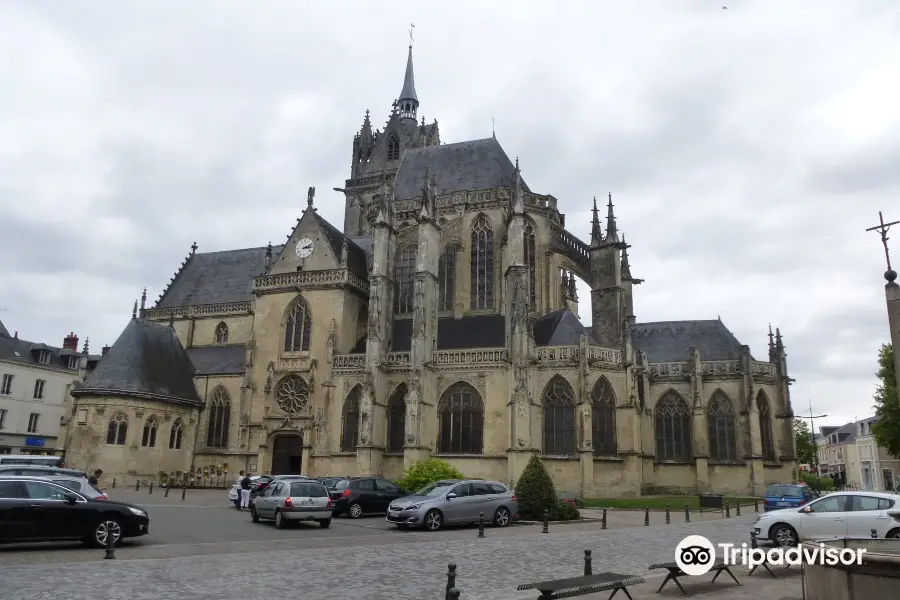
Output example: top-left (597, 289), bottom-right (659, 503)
top-left (752, 491), bottom-right (900, 546)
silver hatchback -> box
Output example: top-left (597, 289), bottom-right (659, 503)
top-left (386, 479), bottom-right (518, 531)
top-left (250, 479), bottom-right (333, 529)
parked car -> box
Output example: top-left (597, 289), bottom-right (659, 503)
top-left (329, 477), bottom-right (408, 518)
top-left (386, 479), bottom-right (518, 531)
top-left (0, 474), bottom-right (107, 500)
top-left (228, 475), bottom-right (272, 508)
top-left (250, 479), bottom-right (333, 529)
top-left (752, 491), bottom-right (900, 546)
top-left (317, 476), bottom-right (347, 490)
top-left (763, 483), bottom-right (817, 512)
top-left (0, 454), bottom-right (63, 467)
top-left (0, 465), bottom-right (88, 479)
top-left (0, 476), bottom-right (150, 547)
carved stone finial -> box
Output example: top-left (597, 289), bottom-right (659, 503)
top-left (140, 287), bottom-right (147, 310)
top-left (307, 186), bottom-right (316, 207)
top-left (132, 300), bottom-right (138, 319)
top-left (191, 242), bottom-right (198, 254)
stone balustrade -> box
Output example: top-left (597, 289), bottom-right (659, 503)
top-left (143, 302), bottom-right (253, 320)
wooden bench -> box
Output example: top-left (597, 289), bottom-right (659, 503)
top-left (648, 561), bottom-right (741, 595)
top-left (517, 572), bottom-right (645, 599)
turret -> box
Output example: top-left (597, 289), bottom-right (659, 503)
top-left (397, 45), bottom-right (418, 122)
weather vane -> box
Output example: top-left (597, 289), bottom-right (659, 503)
top-left (866, 211), bottom-right (899, 276)
top-left (409, 23), bottom-right (415, 46)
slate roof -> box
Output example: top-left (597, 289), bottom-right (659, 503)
top-left (389, 315), bottom-right (507, 352)
top-left (533, 309), bottom-right (585, 347)
top-left (399, 45), bottom-right (417, 102)
top-left (186, 344), bottom-right (246, 375)
top-left (73, 318), bottom-right (202, 405)
top-left (0, 330), bottom-right (100, 373)
top-left (311, 212), bottom-right (368, 275)
top-left (156, 246), bottom-right (281, 308)
top-left (0, 319), bottom-right (8, 338)
top-left (393, 137), bottom-right (530, 201)
top-left (631, 320), bottom-right (748, 361)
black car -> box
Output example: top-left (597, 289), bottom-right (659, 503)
top-left (317, 476), bottom-right (348, 490)
top-left (0, 465), bottom-right (88, 478)
top-left (0, 476), bottom-right (150, 547)
top-left (329, 477), bottom-right (408, 518)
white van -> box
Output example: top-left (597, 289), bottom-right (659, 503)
top-left (0, 454), bottom-right (63, 467)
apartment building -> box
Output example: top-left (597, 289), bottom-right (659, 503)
top-left (854, 417), bottom-right (900, 492)
top-left (0, 321), bottom-right (101, 454)
top-left (817, 423), bottom-right (857, 485)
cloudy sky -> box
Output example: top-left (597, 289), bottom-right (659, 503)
top-left (1, 1), bottom-right (898, 428)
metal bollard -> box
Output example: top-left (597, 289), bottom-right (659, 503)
top-left (478, 512), bottom-right (485, 538)
top-left (448, 588), bottom-right (460, 600)
top-left (164, 485), bottom-right (170, 497)
top-left (665, 505), bottom-right (670, 524)
top-left (445, 563), bottom-right (457, 600)
top-left (725, 501), bottom-right (731, 518)
top-left (584, 549), bottom-right (593, 576)
top-left (871, 528), bottom-right (878, 539)
top-left (135, 480), bottom-right (140, 491)
top-left (644, 507), bottom-right (649, 526)
top-left (736, 502), bottom-right (741, 517)
top-left (104, 527), bottom-right (116, 560)
top-left (601, 508), bottom-right (607, 530)
top-left (181, 486), bottom-right (186, 501)
top-left (542, 509), bottom-right (549, 533)
top-left (754, 498), bottom-right (759, 513)
top-left (750, 529), bottom-right (758, 549)
top-left (685, 505), bottom-right (690, 523)
top-left (148, 482), bottom-right (153, 495)
top-left (112, 478), bottom-right (116, 489)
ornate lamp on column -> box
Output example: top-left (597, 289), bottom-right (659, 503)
top-left (867, 211), bottom-right (900, 398)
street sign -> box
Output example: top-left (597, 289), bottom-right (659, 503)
top-left (24, 438), bottom-right (45, 447)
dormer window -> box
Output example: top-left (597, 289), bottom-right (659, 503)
top-left (67, 356), bottom-right (79, 370)
top-left (38, 350), bottom-right (50, 365)
top-left (387, 135), bottom-right (400, 161)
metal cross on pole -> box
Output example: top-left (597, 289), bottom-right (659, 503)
top-left (801, 400), bottom-right (828, 490)
top-left (866, 211), bottom-right (899, 275)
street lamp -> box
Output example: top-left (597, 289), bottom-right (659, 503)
top-left (802, 399), bottom-right (828, 490)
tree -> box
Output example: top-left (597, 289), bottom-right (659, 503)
top-left (872, 343), bottom-right (900, 460)
top-left (396, 458), bottom-right (465, 493)
top-left (793, 418), bottom-right (815, 465)
top-left (514, 455), bottom-right (557, 519)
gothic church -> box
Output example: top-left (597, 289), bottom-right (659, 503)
top-left (65, 46), bottom-right (796, 497)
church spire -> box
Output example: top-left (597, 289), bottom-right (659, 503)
top-left (398, 43), bottom-right (419, 121)
top-left (591, 196), bottom-right (602, 246)
top-left (621, 234), bottom-right (632, 279)
top-left (604, 192), bottom-right (618, 243)
top-left (511, 158), bottom-right (525, 215)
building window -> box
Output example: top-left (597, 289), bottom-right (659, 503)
top-left (542, 375), bottom-right (576, 456)
top-left (27, 413), bottom-right (40, 434)
top-left (32, 379), bottom-right (45, 400)
top-left (67, 356), bottom-right (79, 369)
top-left (206, 386), bottom-right (231, 448)
top-left (884, 469), bottom-right (895, 492)
top-left (141, 416), bottom-right (158, 447)
top-left (655, 391), bottom-right (693, 462)
top-left (169, 418), bottom-right (183, 450)
top-left (524, 223), bottom-right (537, 306)
top-left (0, 409), bottom-right (6, 430)
top-left (437, 382), bottom-right (484, 454)
top-left (38, 350), bottom-right (50, 364)
top-left (707, 391), bottom-right (738, 462)
top-left (758, 391), bottom-right (776, 461)
top-left (591, 377), bottom-right (617, 456)
top-left (438, 243), bottom-right (460, 312)
top-left (106, 412), bottom-right (128, 445)
top-left (470, 216), bottom-right (494, 310)
top-left (387, 135), bottom-right (400, 160)
top-left (283, 296), bottom-right (312, 352)
top-left (215, 322), bottom-right (229, 344)
top-left (340, 386), bottom-right (361, 452)
top-left (1, 374), bottom-right (12, 395)
top-left (386, 384), bottom-right (407, 453)
top-left (276, 375), bottom-right (310, 414)
top-left (394, 244), bottom-right (417, 315)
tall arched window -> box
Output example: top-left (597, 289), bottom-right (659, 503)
top-left (387, 135), bottom-right (400, 160)
top-left (438, 382), bottom-right (484, 454)
top-left (655, 391), bottom-right (693, 462)
top-left (386, 384), bottom-right (407, 453)
top-left (106, 412), bottom-right (128, 445)
top-left (394, 245), bottom-right (416, 314)
top-left (707, 391), bottom-right (738, 462)
top-left (438, 243), bottom-right (460, 312)
top-left (141, 416), bottom-right (158, 448)
top-left (215, 322), bottom-right (229, 344)
top-left (758, 392), bottom-right (776, 461)
top-left (284, 297), bottom-right (312, 352)
top-left (524, 223), bottom-right (537, 306)
top-left (341, 386), bottom-right (361, 452)
top-left (169, 418), bottom-right (183, 450)
top-left (470, 216), bottom-right (494, 310)
top-left (542, 375), bottom-right (576, 456)
top-left (206, 386), bottom-right (231, 448)
top-left (591, 377), bottom-right (617, 456)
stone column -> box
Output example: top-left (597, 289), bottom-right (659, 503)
top-left (742, 349), bottom-right (766, 497)
top-left (886, 276), bottom-right (900, 395)
top-left (689, 348), bottom-right (710, 493)
top-left (577, 334), bottom-right (595, 498)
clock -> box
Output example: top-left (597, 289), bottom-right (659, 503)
top-left (295, 237), bottom-right (314, 259)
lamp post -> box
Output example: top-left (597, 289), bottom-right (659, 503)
top-left (802, 400), bottom-right (827, 490)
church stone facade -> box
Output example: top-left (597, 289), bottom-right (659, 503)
top-left (65, 46), bottom-right (796, 497)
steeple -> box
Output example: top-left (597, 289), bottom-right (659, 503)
top-left (398, 45), bottom-right (419, 121)
top-left (621, 234), bottom-right (632, 279)
top-left (604, 192), bottom-right (618, 243)
top-left (768, 324), bottom-right (776, 361)
top-left (591, 196), bottom-right (602, 246)
top-left (511, 158), bottom-right (525, 215)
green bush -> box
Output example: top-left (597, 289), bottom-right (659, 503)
top-left (550, 499), bottom-right (580, 521)
top-left (514, 455), bottom-right (558, 519)
top-left (396, 458), bottom-right (465, 493)
top-left (800, 471), bottom-right (835, 491)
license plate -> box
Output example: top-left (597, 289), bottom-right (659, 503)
top-left (300, 500), bottom-right (316, 506)
top-left (777, 502), bottom-right (790, 506)
top-left (389, 511), bottom-right (400, 518)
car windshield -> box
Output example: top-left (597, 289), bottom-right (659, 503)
top-left (334, 479), bottom-right (350, 490)
top-left (416, 482), bottom-right (455, 497)
top-left (767, 485), bottom-right (804, 497)
top-left (290, 482), bottom-right (327, 497)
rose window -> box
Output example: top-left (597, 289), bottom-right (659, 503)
top-left (276, 376), bottom-right (309, 413)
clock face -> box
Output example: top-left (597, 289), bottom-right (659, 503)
top-left (295, 237), bottom-right (314, 259)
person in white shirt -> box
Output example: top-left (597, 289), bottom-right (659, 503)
top-left (240, 472), bottom-right (253, 511)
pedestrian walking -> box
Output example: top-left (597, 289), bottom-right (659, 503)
top-left (234, 470), bottom-right (245, 510)
top-left (240, 472), bottom-right (252, 511)
top-left (88, 469), bottom-right (103, 486)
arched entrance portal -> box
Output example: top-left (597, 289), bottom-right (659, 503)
top-left (271, 434), bottom-right (304, 475)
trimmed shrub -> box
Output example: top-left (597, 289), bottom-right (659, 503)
top-left (550, 499), bottom-right (580, 521)
top-left (396, 458), bottom-right (465, 493)
top-left (514, 455), bottom-right (557, 519)
top-left (800, 471), bottom-right (835, 491)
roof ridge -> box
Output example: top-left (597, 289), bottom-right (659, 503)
top-left (155, 243), bottom-right (199, 308)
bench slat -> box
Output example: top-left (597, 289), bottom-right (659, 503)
top-left (516, 573), bottom-right (645, 597)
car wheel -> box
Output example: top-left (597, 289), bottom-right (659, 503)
top-left (424, 509), bottom-right (443, 531)
top-left (886, 528), bottom-right (900, 539)
top-left (274, 510), bottom-right (288, 529)
top-left (250, 506), bottom-right (259, 523)
top-left (770, 523), bottom-right (798, 547)
top-left (348, 502), bottom-right (363, 519)
top-left (319, 519), bottom-right (331, 529)
top-left (92, 518), bottom-right (122, 548)
top-left (493, 506), bottom-right (511, 527)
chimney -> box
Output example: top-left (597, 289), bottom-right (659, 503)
top-left (63, 332), bottom-right (79, 351)
top-left (102, 345), bottom-right (111, 356)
